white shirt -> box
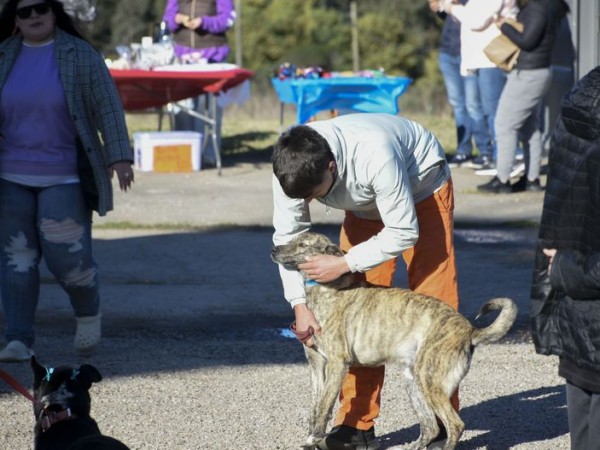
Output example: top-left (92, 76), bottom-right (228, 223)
top-left (450, 0), bottom-right (519, 74)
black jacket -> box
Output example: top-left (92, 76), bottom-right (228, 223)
top-left (530, 66), bottom-right (600, 391)
top-left (501, 0), bottom-right (567, 70)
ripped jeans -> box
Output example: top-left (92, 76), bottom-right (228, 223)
top-left (0, 179), bottom-right (99, 347)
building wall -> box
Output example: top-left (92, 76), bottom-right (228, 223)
top-left (571, 0), bottom-right (600, 79)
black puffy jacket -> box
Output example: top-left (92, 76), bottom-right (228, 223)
top-left (501, 0), bottom-right (568, 70)
top-left (530, 66), bottom-right (600, 388)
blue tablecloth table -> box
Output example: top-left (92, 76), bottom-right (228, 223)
top-left (271, 76), bottom-right (412, 124)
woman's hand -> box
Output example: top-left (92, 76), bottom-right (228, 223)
top-left (175, 13), bottom-right (190, 25)
top-left (185, 17), bottom-right (202, 30)
top-left (298, 255), bottom-right (350, 284)
top-left (109, 161), bottom-right (134, 192)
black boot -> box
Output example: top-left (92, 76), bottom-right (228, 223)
top-left (477, 176), bottom-right (511, 193)
top-left (512, 175), bottom-right (543, 192)
top-left (318, 425), bottom-right (380, 450)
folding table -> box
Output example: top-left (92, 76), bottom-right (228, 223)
top-left (110, 66), bottom-right (254, 174)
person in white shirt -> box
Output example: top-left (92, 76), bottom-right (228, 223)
top-left (272, 113), bottom-right (459, 450)
top-left (439, 0), bottom-right (519, 170)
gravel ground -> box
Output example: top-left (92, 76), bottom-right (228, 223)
top-left (0, 159), bottom-right (570, 449)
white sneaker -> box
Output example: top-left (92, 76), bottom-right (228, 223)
top-left (74, 313), bottom-right (101, 353)
top-left (475, 162), bottom-right (525, 178)
top-left (0, 340), bottom-right (33, 362)
top-left (474, 167), bottom-right (497, 176)
top-left (510, 162), bottom-right (525, 178)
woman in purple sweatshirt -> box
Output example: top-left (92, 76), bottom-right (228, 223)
top-left (162, 0), bottom-right (235, 64)
top-left (0, 0), bottom-right (133, 361)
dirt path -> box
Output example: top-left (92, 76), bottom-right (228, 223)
top-left (0, 160), bottom-right (568, 449)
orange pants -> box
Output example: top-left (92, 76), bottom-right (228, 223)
top-left (334, 179), bottom-right (459, 431)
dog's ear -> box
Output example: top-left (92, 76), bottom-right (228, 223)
top-left (31, 356), bottom-right (48, 390)
top-left (74, 364), bottom-right (102, 389)
top-left (325, 244), bottom-right (345, 257)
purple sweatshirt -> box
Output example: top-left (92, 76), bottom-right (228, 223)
top-left (0, 41), bottom-right (78, 177)
top-left (163, 0), bottom-right (235, 63)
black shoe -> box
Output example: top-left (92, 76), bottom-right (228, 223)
top-left (512, 176), bottom-right (543, 193)
top-left (318, 425), bottom-right (380, 450)
top-left (526, 178), bottom-right (543, 191)
top-left (477, 176), bottom-right (511, 194)
top-left (469, 155), bottom-right (494, 170)
top-left (446, 153), bottom-right (472, 168)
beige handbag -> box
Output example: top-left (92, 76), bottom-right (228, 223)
top-left (483, 18), bottom-right (524, 72)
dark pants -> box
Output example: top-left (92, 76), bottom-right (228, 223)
top-left (567, 381), bottom-right (600, 450)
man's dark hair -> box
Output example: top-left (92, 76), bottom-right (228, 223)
top-left (272, 125), bottom-right (334, 199)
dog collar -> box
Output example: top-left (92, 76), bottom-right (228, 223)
top-left (305, 279), bottom-right (319, 287)
top-left (39, 408), bottom-right (75, 432)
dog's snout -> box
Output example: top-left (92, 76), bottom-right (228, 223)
top-left (271, 246), bottom-right (284, 262)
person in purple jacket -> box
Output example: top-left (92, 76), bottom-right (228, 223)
top-left (162, 0), bottom-right (235, 64)
top-left (162, 0), bottom-right (236, 164)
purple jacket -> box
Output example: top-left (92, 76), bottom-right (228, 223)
top-left (163, 0), bottom-right (235, 63)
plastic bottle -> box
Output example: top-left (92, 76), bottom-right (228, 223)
top-left (155, 20), bottom-right (171, 43)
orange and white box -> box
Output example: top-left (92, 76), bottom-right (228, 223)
top-left (133, 131), bottom-right (202, 172)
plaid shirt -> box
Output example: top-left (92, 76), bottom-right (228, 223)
top-left (0, 28), bottom-right (132, 216)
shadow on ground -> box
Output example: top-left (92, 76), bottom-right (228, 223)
top-left (0, 223), bottom-right (538, 378)
top-left (379, 385), bottom-right (567, 449)
top-left (221, 131), bottom-right (275, 165)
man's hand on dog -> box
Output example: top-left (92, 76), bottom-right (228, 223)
top-left (293, 304), bottom-right (321, 347)
top-left (298, 255), bottom-right (350, 283)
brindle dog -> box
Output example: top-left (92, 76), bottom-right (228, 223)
top-left (271, 232), bottom-right (518, 450)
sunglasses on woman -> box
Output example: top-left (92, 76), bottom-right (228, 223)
top-left (16, 2), bottom-right (51, 20)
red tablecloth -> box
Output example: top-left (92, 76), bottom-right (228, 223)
top-left (110, 68), bottom-right (254, 111)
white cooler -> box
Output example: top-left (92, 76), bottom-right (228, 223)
top-left (133, 131), bottom-right (202, 172)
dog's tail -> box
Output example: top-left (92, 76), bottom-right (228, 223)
top-left (471, 297), bottom-right (518, 346)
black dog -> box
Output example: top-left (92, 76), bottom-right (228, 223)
top-left (32, 356), bottom-right (130, 450)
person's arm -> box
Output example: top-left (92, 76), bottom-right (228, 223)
top-left (499, 2), bottom-right (547, 51)
top-left (446, 0), bottom-right (503, 31)
top-left (197, 0), bottom-right (236, 34)
top-left (272, 174), bottom-right (312, 306)
top-left (88, 50), bottom-right (133, 189)
top-left (163, 0), bottom-right (182, 32)
top-left (272, 174), bottom-right (322, 346)
top-left (546, 249), bottom-right (600, 299)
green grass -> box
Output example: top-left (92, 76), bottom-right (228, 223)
top-left (124, 93), bottom-right (457, 159)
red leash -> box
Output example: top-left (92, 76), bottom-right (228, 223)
top-left (290, 321), bottom-right (315, 344)
top-left (0, 367), bottom-right (38, 404)
top-left (0, 367), bottom-right (73, 432)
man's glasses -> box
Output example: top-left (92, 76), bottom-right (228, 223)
top-left (16, 3), bottom-right (51, 20)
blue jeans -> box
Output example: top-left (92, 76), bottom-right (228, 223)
top-left (0, 180), bottom-right (99, 347)
top-left (438, 52), bottom-right (472, 156)
top-left (464, 67), bottom-right (506, 160)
